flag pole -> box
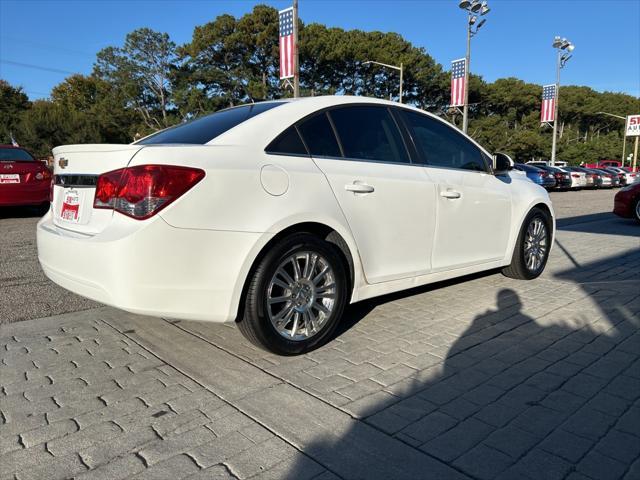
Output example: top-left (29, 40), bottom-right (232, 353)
top-left (293, 0), bottom-right (300, 98)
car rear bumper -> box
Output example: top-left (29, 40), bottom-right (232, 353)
top-left (37, 211), bottom-right (270, 322)
top-left (0, 182), bottom-right (50, 206)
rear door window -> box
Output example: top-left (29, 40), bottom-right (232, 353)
top-left (296, 112), bottom-right (342, 157)
top-left (328, 106), bottom-right (410, 164)
top-left (137, 102), bottom-right (284, 145)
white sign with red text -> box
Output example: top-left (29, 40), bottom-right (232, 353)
top-left (626, 115), bottom-right (640, 137)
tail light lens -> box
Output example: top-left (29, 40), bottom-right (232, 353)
top-left (35, 169), bottom-right (52, 181)
top-left (94, 165), bottom-right (205, 220)
top-left (571, 173), bottom-right (579, 178)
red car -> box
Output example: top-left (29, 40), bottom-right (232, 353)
top-left (613, 182), bottom-right (640, 224)
top-left (0, 145), bottom-right (52, 207)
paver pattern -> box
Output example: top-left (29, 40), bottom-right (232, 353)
top-left (1, 188), bottom-right (639, 479)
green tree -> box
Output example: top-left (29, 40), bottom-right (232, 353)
top-left (94, 28), bottom-right (177, 129)
top-left (0, 80), bottom-right (30, 144)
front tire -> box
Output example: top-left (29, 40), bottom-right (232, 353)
top-left (502, 208), bottom-right (552, 280)
top-left (237, 233), bottom-right (348, 355)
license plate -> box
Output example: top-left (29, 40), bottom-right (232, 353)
top-left (60, 190), bottom-right (81, 223)
top-left (0, 174), bottom-right (20, 184)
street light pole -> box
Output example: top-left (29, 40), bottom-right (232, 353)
top-left (596, 111), bottom-right (627, 166)
top-left (550, 50), bottom-right (562, 167)
top-left (462, 13), bottom-right (472, 134)
top-left (549, 36), bottom-right (574, 167)
top-left (363, 60), bottom-right (403, 103)
top-left (457, 1), bottom-right (490, 135)
top-left (293, 0), bottom-right (300, 98)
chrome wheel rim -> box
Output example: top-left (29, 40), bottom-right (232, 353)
top-left (267, 251), bottom-right (336, 341)
top-left (524, 218), bottom-right (548, 273)
top-left (635, 200), bottom-right (640, 220)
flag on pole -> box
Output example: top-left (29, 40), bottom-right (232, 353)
top-left (279, 7), bottom-right (295, 79)
top-left (541, 84), bottom-right (556, 123)
top-left (450, 59), bottom-right (466, 107)
top-left (10, 132), bottom-right (19, 147)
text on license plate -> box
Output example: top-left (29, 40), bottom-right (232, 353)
top-left (0, 174), bottom-right (20, 184)
top-left (61, 190), bottom-right (81, 222)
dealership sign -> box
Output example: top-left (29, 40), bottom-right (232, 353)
top-left (626, 115), bottom-right (640, 137)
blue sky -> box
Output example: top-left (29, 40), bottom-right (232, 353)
top-left (1, 0), bottom-right (638, 100)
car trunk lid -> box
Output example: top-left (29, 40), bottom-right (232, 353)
top-left (0, 160), bottom-right (47, 184)
top-left (51, 144), bottom-right (143, 234)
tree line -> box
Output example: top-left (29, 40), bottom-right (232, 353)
top-left (1, 4), bottom-right (638, 163)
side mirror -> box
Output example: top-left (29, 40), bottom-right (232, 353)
top-left (493, 153), bottom-right (514, 175)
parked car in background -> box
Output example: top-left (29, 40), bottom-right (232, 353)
top-left (514, 164), bottom-right (557, 189)
top-left (36, 96), bottom-right (555, 355)
top-left (605, 167), bottom-right (637, 186)
top-left (0, 145), bottom-right (52, 208)
top-left (593, 168), bottom-right (618, 188)
top-left (527, 160), bottom-right (569, 168)
top-left (537, 165), bottom-right (572, 190)
top-left (613, 182), bottom-right (640, 224)
top-left (562, 167), bottom-right (591, 188)
top-left (570, 167), bottom-right (601, 188)
top-left (584, 159), bottom-right (622, 169)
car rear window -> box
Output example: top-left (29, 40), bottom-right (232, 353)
top-left (0, 148), bottom-right (35, 161)
top-left (137, 102), bottom-right (285, 145)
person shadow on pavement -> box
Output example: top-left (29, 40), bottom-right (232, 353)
top-left (280, 266), bottom-right (639, 480)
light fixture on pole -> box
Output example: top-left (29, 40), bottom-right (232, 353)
top-left (458, 0), bottom-right (490, 134)
top-left (549, 35), bottom-right (574, 166)
top-left (596, 111), bottom-right (628, 166)
top-left (363, 60), bottom-right (404, 103)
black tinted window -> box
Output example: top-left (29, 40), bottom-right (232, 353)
top-left (137, 102), bottom-right (284, 145)
top-left (329, 106), bottom-right (409, 163)
top-left (0, 148), bottom-right (35, 161)
top-left (297, 112), bottom-right (341, 157)
top-left (266, 126), bottom-right (308, 155)
top-left (401, 110), bottom-right (487, 172)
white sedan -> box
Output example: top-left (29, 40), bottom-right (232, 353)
top-left (37, 96), bottom-right (554, 355)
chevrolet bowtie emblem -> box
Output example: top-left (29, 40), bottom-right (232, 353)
top-left (58, 157), bottom-right (68, 169)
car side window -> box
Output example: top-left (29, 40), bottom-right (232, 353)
top-left (265, 126), bottom-right (308, 156)
top-left (328, 106), bottom-right (410, 164)
top-left (401, 110), bottom-right (488, 172)
top-left (297, 112), bottom-right (342, 157)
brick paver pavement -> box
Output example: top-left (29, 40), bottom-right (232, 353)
top-left (1, 189), bottom-right (639, 479)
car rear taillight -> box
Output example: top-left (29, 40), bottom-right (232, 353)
top-left (94, 165), bottom-right (205, 220)
top-left (35, 169), bottom-right (52, 181)
top-left (571, 173), bottom-right (579, 178)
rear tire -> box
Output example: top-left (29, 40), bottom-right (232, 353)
top-left (502, 208), bottom-right (552, 280)
top-left (237, 233), bottom-right (348, 355)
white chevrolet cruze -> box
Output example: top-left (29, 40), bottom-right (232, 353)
top-left (37, 96), bottom-right (554, 354)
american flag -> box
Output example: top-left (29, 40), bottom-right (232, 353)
top-left (279, 7), bottom-right (295, 79)
top-left (541, 84), bottom-right (556, 123)
top-left (450, 59), bottom-right (466, 107)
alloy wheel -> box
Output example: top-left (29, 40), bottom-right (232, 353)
top-left (266, 251), bottom-right (337, 341)
top-left (524, 217), bottom-right (548, 273)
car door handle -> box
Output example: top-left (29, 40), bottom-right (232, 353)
top-left (440, 190), bottom-right (461, 199)
top-left (345, 183), bottom-right (375, 194)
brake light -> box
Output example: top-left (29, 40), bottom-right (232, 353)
top-left (94, 165), bottom-right (205, 220)
top-left (571, 174), bottom-right (579, 178)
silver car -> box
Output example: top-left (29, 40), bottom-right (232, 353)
top-left (559, 167), bottom-right (587, 189)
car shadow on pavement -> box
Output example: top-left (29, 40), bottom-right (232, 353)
top-left (0, 205), bottom-right (49, 219)
top-left (283, 247), bottom-right (640, 479)
top-left (557, 212), bottom-right (638, 237)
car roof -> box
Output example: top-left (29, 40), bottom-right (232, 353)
top-left (210, 95), bottom-right (494, 158)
